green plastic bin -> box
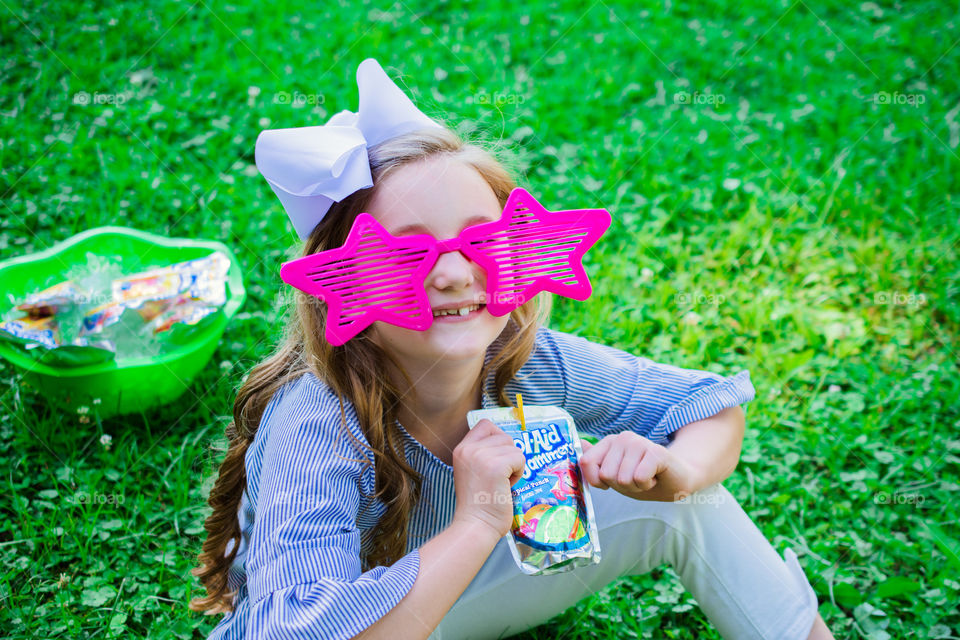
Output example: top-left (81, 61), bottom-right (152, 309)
top-left (0, 226), bottom-right (246, 418)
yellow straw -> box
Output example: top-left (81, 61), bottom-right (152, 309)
top-left (516, 393), bottom-right (526, 431)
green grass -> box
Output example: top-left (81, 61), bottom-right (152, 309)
top-left (1, 0), bottom-right (958, 637)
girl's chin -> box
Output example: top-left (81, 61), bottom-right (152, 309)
top-left (375, 327), bottom-right (491, 357)
top-left (418, 328), bottom-right (493, 352)
top-left (373, 314), bottom-right (509, 351)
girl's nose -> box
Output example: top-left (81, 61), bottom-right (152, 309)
top-left (428, 249), bottom-right (478, 291)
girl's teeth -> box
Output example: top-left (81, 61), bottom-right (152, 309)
top-left (433, 304), bottom-right (480, 317)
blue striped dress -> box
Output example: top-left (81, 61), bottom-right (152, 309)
top-left (207, 326), bottom-right (756, 639)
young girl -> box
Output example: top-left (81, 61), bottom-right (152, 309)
top-left (191, 59), bottom-right (835, 640)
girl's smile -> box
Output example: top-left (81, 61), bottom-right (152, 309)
top-left (431, 302), bottom-right (487, 322)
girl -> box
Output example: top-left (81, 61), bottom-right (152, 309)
top-left (190, 59), bottom-right (835, 640)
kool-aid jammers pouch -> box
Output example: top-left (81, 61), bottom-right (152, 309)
top-left (467, 399), bottom-right (602, 575)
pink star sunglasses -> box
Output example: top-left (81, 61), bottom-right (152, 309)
top-left (280, 187), bottom-right (612, 345)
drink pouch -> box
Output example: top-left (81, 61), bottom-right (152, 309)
top-left (0, 251), bottom-right (231, 366)
top-left (0, 316), bottom-right (61, 349)
top-left (467, 403), bottom-right (601, 576)
top-left (111, 251), bottom-right (230, 309)
top-left (16, 281), bottom-right (85, 318)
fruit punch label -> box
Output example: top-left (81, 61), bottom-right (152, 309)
top-left (467, 403), bottom-right (602, 576)
top-left (506, 418), bottom-right (589, 552)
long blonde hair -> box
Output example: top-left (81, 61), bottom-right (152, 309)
top-left (190, 126), bottom-right (552, 615)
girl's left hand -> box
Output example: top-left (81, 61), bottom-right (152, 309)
top-left (579, 431), bottom-right (699, 501)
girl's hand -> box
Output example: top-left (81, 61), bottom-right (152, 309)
top-left (579, 431), bottom-right (701, 501)
top-left (451, 419), bottom-right (525, 539)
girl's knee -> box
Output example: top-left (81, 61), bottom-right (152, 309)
top-left (652, 483), bottom-right (751, 567)
top-left (592, 481), bottom-right (741, 535)
top-left (590, 483), bottom-right (755, 573)
top-left (673, 483), bottom-right (743, 524)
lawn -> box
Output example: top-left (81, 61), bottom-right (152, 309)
top-left (1, 0), bottom-right (958, 638)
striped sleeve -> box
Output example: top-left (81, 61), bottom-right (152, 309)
top-left (538, 327), bottom-right (756, 444)
top-left (243, 375), bottom-right (420, 640)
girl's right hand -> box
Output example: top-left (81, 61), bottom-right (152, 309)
top-left (451, 418), bottom-right (525, 539)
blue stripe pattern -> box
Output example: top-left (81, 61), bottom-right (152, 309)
top-left (207, 326), bottom-right (755, 639)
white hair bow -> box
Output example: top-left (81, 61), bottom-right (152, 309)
top-left (255, 58), bottom-right (442, 240)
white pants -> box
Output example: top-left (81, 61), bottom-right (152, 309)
top-left (430, 482), bottom-right (819, 640)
